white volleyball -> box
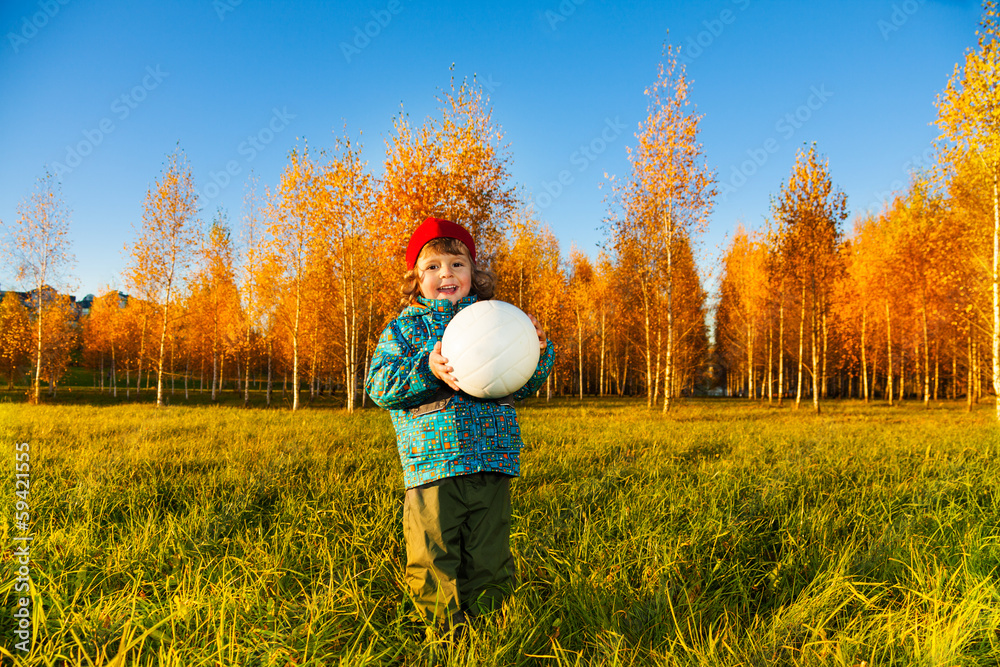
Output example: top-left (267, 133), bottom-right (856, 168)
top-left (440, 300), bottom-right (540, 399)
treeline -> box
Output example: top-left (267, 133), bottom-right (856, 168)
top-left (715, 148), bottom-right (995, 411)
top-left (1, 71), bottom-right (712, 410)
top-left (715, 3), bottom-right (1000, 414)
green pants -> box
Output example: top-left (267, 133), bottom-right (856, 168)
top-left (403, 472), bottom-right (514, 626)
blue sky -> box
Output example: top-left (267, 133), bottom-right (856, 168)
top-left (0, 0), bottom-right (984, 298)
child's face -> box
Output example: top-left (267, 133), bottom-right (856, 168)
top-left (416, 249), bottom-right (472, 305)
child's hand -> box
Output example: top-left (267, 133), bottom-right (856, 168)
top-left (430, 342), bottom-right (461, 391)
top-left (527, 314), bottom-right (547, 350)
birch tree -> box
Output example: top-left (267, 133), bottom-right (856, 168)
top-left (609, 207), bottom-right (661, 406)
top-left (936, 0), bottom-right (1000, 419)
top-left (0, 291), bottom-right (31, 389)
top-left (842, 215), bottom-right (886, 403)
top-left (313, 132), bottom-right (377, 412)
top-left (592, 251), bottom-right (615, 397)
top-left (622, 45), bottom-right (716, 412)
top-left (87, 289), bottom-right (126, 396)
top-left (493, 210), bottom-right (550, 312)
top-left (381, 73), bottom-right (517, 268)
top-left (237, 174), bottom-right (265, 406)
top-left (34, 293), bottom-right (77, 395)
top-left (270, 146), bottom-right (317, 411)
top-left (718, 226), bottom-right (769, 399)
top-left (191, 212), bottom-right (241, 401)
top-left (772, 145), bottom-right (847, 413)
top-left (124, 147), bottom-right (200, 408)
top-left (568, 247), bottom-right (594, 399)
top-left (4, 172), bottom-right (75, 403)
top-left (946, 153), bottom-right (993, 408)
top-left (891, 175), bottom-right (955, 407)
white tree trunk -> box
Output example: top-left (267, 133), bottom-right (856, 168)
top-left (663, 216), bottom-right (675, 413)
top-left (861, 309), bottom-right (869, 403)
top-left (992, 171), bottom-right (999, 420)
top-left (796, 283), bottom-right (806, 409)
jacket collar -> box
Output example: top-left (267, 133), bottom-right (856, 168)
top-left (401, 294), bottom-right (478, 319)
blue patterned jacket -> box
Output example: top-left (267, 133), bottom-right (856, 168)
top-left (365, 295), bottom-right (556, 489)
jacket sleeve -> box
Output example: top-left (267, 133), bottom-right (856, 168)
top-left (514, 340), bottom-right (556, 400)
top-left (365, 318), bottom-right (445, 410)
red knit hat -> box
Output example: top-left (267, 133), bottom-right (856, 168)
top-left (405, 217), bottom-right (476, 269)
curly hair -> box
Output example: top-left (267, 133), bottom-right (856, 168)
top-left (399, 237), bottom-right (494, 310)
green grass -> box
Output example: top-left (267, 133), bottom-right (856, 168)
top-left (1, 398), bottom-right (999, 665)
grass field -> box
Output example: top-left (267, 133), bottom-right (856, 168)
top-left (1, 395), bottom-right (999, 665)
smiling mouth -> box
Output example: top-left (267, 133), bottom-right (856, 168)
top-left (439, 286), bottom-right (457, 294)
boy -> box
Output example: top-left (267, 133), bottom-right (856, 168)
top-left (365, 217), bottom-right (555, 630)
